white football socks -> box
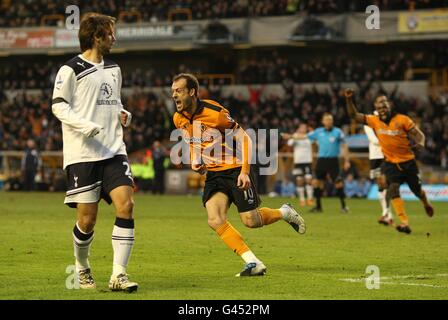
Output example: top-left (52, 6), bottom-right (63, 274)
top-left (241, 250), bottom-right (262, 265)
top-left (296, 187), bottom-right (305, 202)
top-left (379, 190), bottom-right (388, 215)
top-left (111, 218), bottom-right (135, 278)
top-left (73, 222), bottom-right (94, 272)
top-left (306, 185), bottom-right (314, 201)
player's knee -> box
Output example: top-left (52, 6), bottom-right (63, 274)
top-left (409, 182), bottom-right (422, 198)
top-left (378, 176), bottom-right (387, 190)
top-left (78, 215), bottom-right (96, 232)
top-left (296, 177), bottom-right (304, 186)
top-left (377, 178), bottom-right (385, 191)
top-left (240, 212), bottom-right (262, 228)
top-left (117, 198), bottom-right (134, 217)
top-left (208, 215), bottom-right (226, 230)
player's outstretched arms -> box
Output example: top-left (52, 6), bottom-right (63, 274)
top-left (344, 88), bottom-right (366, 124)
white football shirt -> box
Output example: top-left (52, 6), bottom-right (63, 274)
top-left (52, 54), bottom-right (127, 168)
top-left (287, 138), bottom-right (313, 164)
top-left (364, 125), bottom-right (384, 160)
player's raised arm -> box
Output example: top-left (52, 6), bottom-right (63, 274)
top-left (344, 88), bottom-right (366, 124)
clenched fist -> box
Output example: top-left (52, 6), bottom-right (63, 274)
top-left (344, 88), bottom-right (354, 98)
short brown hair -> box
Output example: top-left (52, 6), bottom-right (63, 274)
top-left (375, 94), bottom-right (387, 102)
top-left (78, 13), bottom-right (116, 52)
top-left (173, 73), bottom-right (199, 97)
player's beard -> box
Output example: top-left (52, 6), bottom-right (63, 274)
top-left (98, 38), bottom-right (113, 56)
top-left (99, 43), bottom-right (111, 55)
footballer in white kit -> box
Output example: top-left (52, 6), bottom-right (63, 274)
top-left (286, 123), bottom-right (314, 207)
top-left (52, 13), bottom-right (138, 292)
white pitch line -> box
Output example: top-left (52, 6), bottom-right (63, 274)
top-left (380, 274), bottom-right (448, 280)
top-left (381, 281), bottom-right (448, 288)
top-left (339, 274), bottom-right (448, 288)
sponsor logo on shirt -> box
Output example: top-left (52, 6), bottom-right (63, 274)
top-left (97, 82), bottom-right (118, 105)
top-left (377, 128), bottom-right (403, 136)
top-left (183, 136), bottom-right (214, 144)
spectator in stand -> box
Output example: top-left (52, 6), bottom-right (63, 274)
top-left (152, 140), bottom-right (168, 195)
top-left (280, 176), bottom-right (296, 197)
top-left (358, 177), bottom-right (372, 198)
top-left (21, 139), bottom-right (41, 191)
top-left (344, 173), bottom-right (360, 198)
top-left (2, 0), bottom-right (447, 27)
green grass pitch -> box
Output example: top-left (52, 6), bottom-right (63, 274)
top-left (0, 192), bottom-right (447, 300)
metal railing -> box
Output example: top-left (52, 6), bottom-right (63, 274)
top-left (0, 150), bottom-right (62, 179)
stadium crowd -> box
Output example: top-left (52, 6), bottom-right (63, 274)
top-left (2, 46), bottom-right (447, 90)
top-left (1, 81), bottom-right (447, 168)
top-left (238, 49), bottom-right (441, 84)
top-left (1, 0), bottom-right (447, 27)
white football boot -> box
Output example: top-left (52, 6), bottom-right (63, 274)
top-left (77, 268), bottom-right (96, 289)
top-left (109, 273), bottom-right (138, 292)
top-left (281, 203), bottom-right (306, 234)
top-left (235, 262), bottom-right (267, 277)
